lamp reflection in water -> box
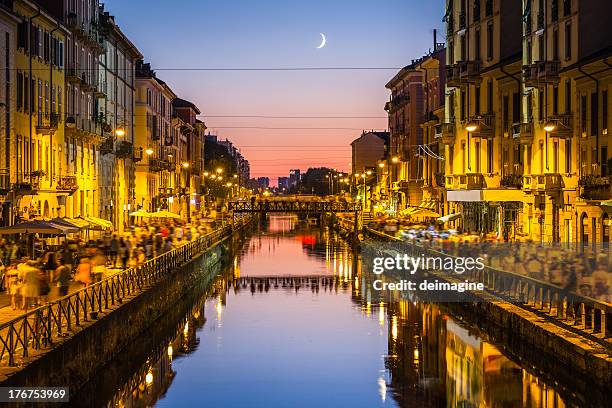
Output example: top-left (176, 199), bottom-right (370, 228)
top-left (378, 302), bottom-right (385, 326)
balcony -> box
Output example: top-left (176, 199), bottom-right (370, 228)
top-left (446, 174), bottom-right (485, 190)
top-left (36, 113), bottom-right (60, 135)
top-left (150, 158), bottom-right (170, 172)
top-left (511, 122), bottom-right (534, 145)
top-left (56, 176), bottom-right (78, 194)
top-left (94, 80), bottom-right (107, 98)
top-left (446, 61), bottom-right (482, 87)
top-left (115, 141), bottom-right (133, 158)
top-left (441, 122), bottom-right (456, 144)
top-left (65, 13), bottom-right (87, 39)
top-left (547, 114), bottom-right (573, 138)
top-left (80, 72), bottom-right (97, 92)
top-left (469, 113), bottom-right (495, 138)
top-left (100, 137), bottom-right (114, 155)
top-left (159, 187), bottom-right (174, 198)
top-left (65, 67), bottom-right (81, 84)
top-left (500, 174), bottom-right (523, 189)
top-left (526, 174), bottom-right (563, 191)
top-left (13, 174), bottom-right (41, 195)
top-left (579, 176), bottom-right (611, 201)
top-left (523, 61), bottom-right (560, 87)
top-left (387, 94), bottom-right (409, 112)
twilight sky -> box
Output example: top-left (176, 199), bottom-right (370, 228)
top-left (105, 0), bottom-right (445, 182)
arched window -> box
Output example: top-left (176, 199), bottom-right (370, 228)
top-left (580, 212), bottom-right (589, 244)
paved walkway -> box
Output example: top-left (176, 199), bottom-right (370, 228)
top-left (0, 266), bottom-right (125, 326)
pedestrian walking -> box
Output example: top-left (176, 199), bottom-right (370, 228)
top-left (119, 240), bottom-right (129, 269)
top-left (54, 258), bottom-right (71, 297)
top-left (75, 257), bottom-right (92, 288)
top-left (21, 260), bottom-right (40, 310)
top-left (5, 261), bottom-right (21, 310)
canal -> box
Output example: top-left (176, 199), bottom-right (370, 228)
top-left (73, 215), bottom-right (594, 407)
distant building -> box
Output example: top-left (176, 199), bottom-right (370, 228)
top-left (257, 177), bottom-right (270, 190)
top-left (351, 131), bottom-right (390, 174)
top-left (289, 169), bottom-right (301, 190)
top-left (278, 177), bottom-right (289, 191)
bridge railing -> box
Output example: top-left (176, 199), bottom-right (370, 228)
top-left (228, 200), bottom-right (361, 213)
top-left (0, 219), bottom-right (249, 367)
top-left (364, 227), bottom-right (612, 341)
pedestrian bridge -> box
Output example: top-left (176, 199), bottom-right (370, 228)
top-left (229, 275), bottom-right (351, 293)
top-left (228, 199), bottom-right (361, 214)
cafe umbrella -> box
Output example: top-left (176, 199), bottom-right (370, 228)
top-left (0, 220), bottom-right (80, 256)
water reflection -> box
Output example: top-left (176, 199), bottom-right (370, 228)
top-left (84, 216), bottom-right (592, 408)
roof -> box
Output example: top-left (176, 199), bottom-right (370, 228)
top-left (172, 98), bottom-right (201, 114)
top-left (350, 131), bottom-right (390, 146)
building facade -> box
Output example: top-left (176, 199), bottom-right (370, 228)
top-left (95, 6), bottom-right (141, 231)
top-left (385, 63), bottom-right (424, 212)
top-left (12, 0), bottom-right (69, 222)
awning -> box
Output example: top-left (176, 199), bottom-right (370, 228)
top-left (0, 220), bottom-right (78, 235)
top-left (77, 216), bottom-right (113, 230)
top-left (51, 217), bottom-right (87, 230)
top-left (437, 213), bottom-right (462, 223)
top-left (149, 210), bottom-right (182, 219)
top-left (129, 209), bottom-right (153, 218)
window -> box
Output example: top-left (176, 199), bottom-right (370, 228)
top-left (553, 29), bottom-right (559, 61)
top-left (461, 141), bottom-right (466, 173)
top-left (460, 89), bottom-right (466, 120)
top-left (24, 74), bottom-right (29, 112)
top-left (17, 72), bottom-right (23, 109)
top-left (565, 79), bottom-right (571, 113)
top-left (553, 86), bottom-right (558, 115)
top-left (565, 139), bottom-right (571, 173)
top-left (603, 90), bottom-right (608, 132)
top-left (538, 34), bottom-right (544, 61)
top-left (581, 95), bottom-right (587, 134)
top-left (527, 91), bottom-right (533, 120)
top-left (553, 141), bottom-right (559, 173)
top-left (538, 90), bottom-right (544, 121)
top-left (475, 141), bottom-right (481, 173)
top-left (487, 140), bottom-right (493, 173)
top-left (602, 146), bottom-right (608, 176)
top-left (526, 40), bottom-right (532, 64)
top-left (486, 23), bottom-right (493, 60)
top-left (503, 94), bottom-right (509, 132)
top-left (460, 34), bottom-right (466, 61)
top-left (475, 28), bottom-right (481, 61)
top-left (487, 80), bottom-right (493, 112)
top-left (475, 86), bottom-right (481, 115)
top-left (512, 92), bottom-right (520, 124)
top-left (526, 146), bottom-right (532, 173)
top-left (591, 92), bottom-right (598, 136)
top-left (565, 22), bottom-right (571, 59)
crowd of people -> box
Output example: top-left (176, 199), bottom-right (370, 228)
top-left (0, 219), bottom-right (218, 311)
top-left (367, 219), bottom-right (612, 303)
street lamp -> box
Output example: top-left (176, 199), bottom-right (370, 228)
top-left (391, 156), bottom-right (399, 164)
top-left (216, 167), bottom-right (223, 174)
top-left (543, 120), bottom-right (556, 132)
top-left (378, 162), bottom-right (385, 168)
top-left (145, 148), bottom-right (154, 156)
top-left (203, 171), bottom-right (209, 177)
top-left (182, 162), bottom-right (190, 168)
top-left (115, 127), bottom-right (126, 137)
top-left (465, 120), bottom-right (479, 132)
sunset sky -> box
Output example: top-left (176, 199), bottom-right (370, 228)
top-left (105, 0), bottom-right (445, 182)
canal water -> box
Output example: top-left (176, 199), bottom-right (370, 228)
top-left (75, 215), bottom-right (591, 407)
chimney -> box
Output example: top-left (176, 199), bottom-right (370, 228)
top-left (433, 29), bottom-right (437, 51)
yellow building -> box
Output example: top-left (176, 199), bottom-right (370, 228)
top-left (441, 0), bottom-right (612, 243)
top-left (134, 60), bottom-right (177, 213)
top-left (12, 0), bottom-right (70, 221)
top-left (443, 0), bottom-right (524, 238)
top-left (521, 0), bottom-right (611, 243)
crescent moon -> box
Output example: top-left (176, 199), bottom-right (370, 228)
top-left (317, 33), bottom-right (326, 49)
